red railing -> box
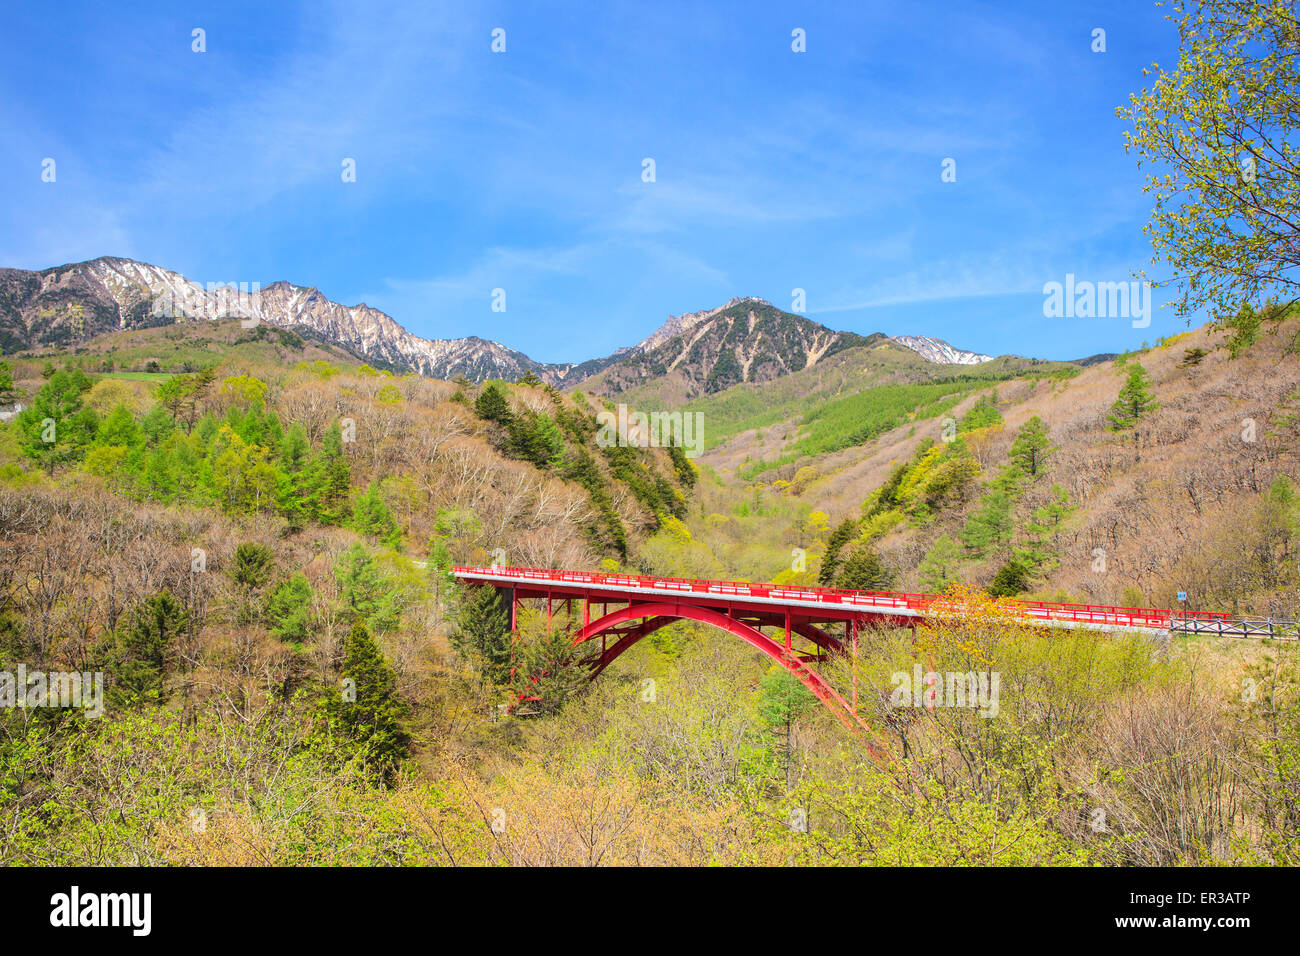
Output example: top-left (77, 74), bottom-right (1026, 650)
top-left (451, 565), bottom-right (1230, 630)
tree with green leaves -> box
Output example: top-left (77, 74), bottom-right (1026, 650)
top-left (0, 349), bottom-right (20, 407)
top-left (919, 534), bottom-right (962, 593)
top-left (1009, 416), bottom-right (1053, 478)
top-left (265, 572), bottom-right (314, 643)
top-left (16, 368), bottom-right (97, 474)
top-left (987, 559), bottom-right (1032, 598)
top-left (757, 665), bottom-right (816, 788)
top-left (335, 544), bottom-right (403, 637)
top-left (109, 591), bottom-right (187, 705)
top-left (475, 383), bottom-right (513, 424)
top-left (451, 584), bottom-right (512, 685)
top-left (818, 518), bottom-right (858, 586)
top-left (960, 487), bottom-right (1015, 556)
top-left (1015, 485), bottom-right (1074, 573)
top-left (318, 619), bottom-right (409, 784)
top-left (352, 483), bottom-right (400, 548)
top-left (1108, 364), bottom-right (1160, 431)
top-left (1120, 0), bottom-right (1300, 333)
top-left (959, 392), bottom-right (1002, 432)
top-left (836, 546), bottom-right (894, 591)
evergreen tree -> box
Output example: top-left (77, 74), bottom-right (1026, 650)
top-left (1009, 416), bottom-right (1053, 478)
top-left (352, 482), bottom-right (400, 547)
top-left (919, 534), bottom-right (961, 592)
top-left (0, 349), bottom-right (20, 407)
top-left (756, 665), bottom-right (816, 788)
top-left (475, 383), bottom-right (513, 424)
top-left (960, 487), bottom-right (1014, 556)
top-left (266, 572), bottom-right (314, 643)
top-left (231, 542), bottom-right (275, 625)
top-left (312, 421), bottom-right (351, 524)
top-left (1108, 364), bottom-right (1160, 431)
top-left (110, 591), bottom-right (187, 705)
top-left (1015, 485), bottom-right (1074, 573)
top-left (987, 559), bottom-right (1032, 598)
top-left (819, 518), bottom-right (858, 585)
top-left (16, 368), bottom-right (97, 474)
top-left (335, 544), bottom-right (403, 636)
top-left (836, 546), bottom-right (894, 591)
top-left (451, 584), bottom-right (512, 684)
top-left (321, 619), bottom-right (409, 784)
top-left (959, 392), bottom-right (1002, 432)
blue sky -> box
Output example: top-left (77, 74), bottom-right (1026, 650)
top-left (1, 1), bottom-right (1193, 362)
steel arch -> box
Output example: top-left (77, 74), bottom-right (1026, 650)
top-left (570, 600), bottom-right (880, 754)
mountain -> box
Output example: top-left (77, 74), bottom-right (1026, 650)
top-left (578, 297), bottom-right (878, 400)
top-left (892, 335), bottom-right (993, 365)
top-left (0, 257), bottom-right (561, 383)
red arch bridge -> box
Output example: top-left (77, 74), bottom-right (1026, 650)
top-left (452, 565), bottom-right (1232, 738)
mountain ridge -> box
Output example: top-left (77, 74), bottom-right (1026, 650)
top-left (2, 256), bottom-right (1029, 388)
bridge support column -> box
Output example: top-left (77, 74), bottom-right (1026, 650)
top-left (850, 617), bottom-right (858, 713)
top-left (784, 609), bottom-right (791, 654)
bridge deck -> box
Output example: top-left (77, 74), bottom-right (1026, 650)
top-left (452, 565), bottom-right (1231, 633)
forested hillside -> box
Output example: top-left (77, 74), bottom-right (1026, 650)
top-left (1, 307), bottom-right (1298, 867)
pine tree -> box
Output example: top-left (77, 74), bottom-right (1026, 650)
top-left (1015, 485), bottom-right (1073, 572)
top-left (959, 392), bottom-right (1002, 432)
top-left (818, 518), bottom-right (858, 585)
top-left (987, 559), bottom-right (1031, 597)
top-left (335, 544), bottom-right (402, 636)
top-left (960, 487), bottom-right (1014, 556)
top-left (17, 368), bottom-right (98, 473)
top-left (451, 584), bottom-right (512, 684)
top-left (1009, 416), bottom-right (1053, 478)
top-left (322, 619), bottom-right (409, 784)
top-left (474, 383), bottom-right (513, 424)
top-left (1108, 364), bottom-right (1160, 431)
top-left (919, 534), bottom-right (961, 592)
top-left (836, 546), bottom-right (894, 591)
top-left (0, 349), bottom-right (20, 407)
top-left (352, 482), bottom-right (400, 547)
top-left (312, 421), bottom-right (351, 524)
top-left (266, 572), bottom-right (314, 642)
top-left (110, 591), bottom-right (187, 705)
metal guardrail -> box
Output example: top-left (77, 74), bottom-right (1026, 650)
top-left (452, 565), bottom-right (1233, 631)
top-left (1169, 617), bottom-right (1299, 640)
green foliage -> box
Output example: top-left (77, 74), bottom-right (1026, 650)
top-left (1015, 485), bottom-right (1074, 574)
top-left (960, 487), bottom-right (1014, 556)
top-left (316, 620), bottom-right (409, 784)
top-left (1009, 416), bottom-right (1053, 478)
top-left (959, 393), bottom-right (1002, 432)
top-left (335, 545), bottom-right (403, 637)
top-left (836, 546), bottom-right (894, 591)
top-left (16, 369), bottom-right (98, 474)
top-left (1108, 364), bottom-right (1160, 431)
top-left (474, 383), bottom-right (512, 424)
top-left (451, 585), bottom-right (512, 685)
top-left (756, 666), bottom-right (815, 734)
top-left (818, 518), bottom-right (858, 586)
top-left (109, 592), bottom-right (187, 706)
top-left (266, 572), bottom-right (314, 643)
top-left (919, 534), bottom-right (962, 592)
top-left (987, 559), bottom-right (1032, 597)
top-left (352, 482), bottom-right (401, 547)
top-left (1120, 0), bottom-right (1300, 327)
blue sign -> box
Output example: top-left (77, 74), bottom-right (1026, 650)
top-left (1177, 592), bottom-right (1187, 602)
